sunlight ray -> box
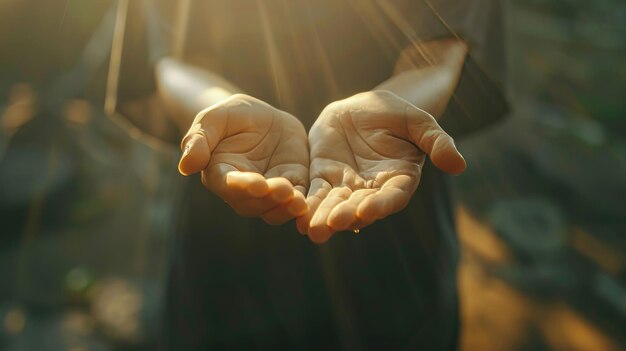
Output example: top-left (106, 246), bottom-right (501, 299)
top-left (423, 0), bottom-right (462, 42)
top-left (256, 0), bottom-right (295, 111)
top-left (375, 0), bottom-right (435, 67)
top-left (57, 0), bottom-right (70, 39)
top-left (345, 0), bottom-right (405, 60)
top-left (301, 0), bottom-right (341, 98)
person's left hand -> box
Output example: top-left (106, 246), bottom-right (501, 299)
top-left (296, 91), bottom-right (466, 243)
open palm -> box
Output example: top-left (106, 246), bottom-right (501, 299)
top-left (179, 94), bottom-right (309, 224)
top-left (297, 91), bottom-right (466, 243)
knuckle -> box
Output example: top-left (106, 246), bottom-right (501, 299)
top-left (194, 108), bottom-right (214, 123)
top-left (195, 105), bottom-right (226, 126)
top-left (420, 128), bottom-right (446, 145)
top-left (410, 117), bottom-right (439, 136)
top-left (407, 105), bottom-right (437, 124)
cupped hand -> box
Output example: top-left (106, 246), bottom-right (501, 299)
top-left (297, 91), bottom-right (466, 243)
top-left (178, 94), bottom-right (309, 224)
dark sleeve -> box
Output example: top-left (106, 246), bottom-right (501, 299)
top-left (144, 0), bottom-right (175, 63)
top-left (402, 0), bottom-right (506, 83)
top-left (399, 0), bottom-right (509, 137)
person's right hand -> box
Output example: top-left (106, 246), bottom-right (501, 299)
top-left (178, 94), bottom-right (309, 225)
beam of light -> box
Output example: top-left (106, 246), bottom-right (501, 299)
top-left (57, 0), bottom-right (70, 39)
top-left (345, 0), bottom-right (406, 62)
top-left (172, 0), bottom-right (192, 60)
top-left (104, 0), bottom-right (129, 117)
top-left (256, 0), bottom-right (296, 113)
top-left (301, 0), bottom-right (341, 98)
top-left (375, 0), bottom-right (436, 67)
top-left (376, 0), bottom-right (512, 169)
top-left (422, 0), bottom-right (462, 42)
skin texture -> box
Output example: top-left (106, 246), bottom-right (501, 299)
top-left (291, 39), bottom-right (470, 243)
top-left (178, 94), bottom-right (309, 225)
top-left (295, 91), bottom-right (466, 243)
top-left (164, 38), bottom-right (468, 243)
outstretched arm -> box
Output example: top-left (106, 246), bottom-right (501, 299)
top-left (155, 57), bottom-right (242, 133)
top-left (377, 38), bottom-right (468, 121)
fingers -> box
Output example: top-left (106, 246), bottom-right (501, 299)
top-left (299, 173), bottom-right (417, 243)
top-left (261, 187), bottom-right (307, 225)
top-left (356, 189), bottom-right (408, 224)
top-left (222, 174), bottom-right (289, 214)
top-left (291, 185), bottom-right (309, 216)
top-left (226, 171), bottom-right (270, 198)
top-left (179, 94), bottom-right (259, 176)
top-left (296, 178), bottom-right (330, 237)
top-left (178, 134), bottom-right (211, 176)
top-left (178, 94), bottom-right (311, 228)
top-left (406, 107), bottom-right (467, 175)
top-left (308, 187), bottom-right (352, 243)
top-left (205, 169), bottom-right (305, 222)
top-left (301, 185), bottom-right (400, 243)
top-left (178, 106), bottom-right (227, 176)
top-left (326, 189), bottom-right (377, 231)
top-left (356, 174), bottom-right (415, 221)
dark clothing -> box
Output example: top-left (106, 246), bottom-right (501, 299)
top-left (169, 165), bottom-right (458, 350)
top-left (139, 0), bottom-right (507, 349)
top-left (177, 0), bottom-right (505, 128)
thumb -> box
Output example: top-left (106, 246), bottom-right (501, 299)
top-left (178, 133), bottom-right (211, 176)
top-left (407, 108), bottom-right (466, 175)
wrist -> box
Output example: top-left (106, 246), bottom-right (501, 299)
top-left (373, 39), bottom-right (467, 119)
top-left (393, 38), bottom-right (468, 75)
top-left (155, 57), bottom-right (241, 133)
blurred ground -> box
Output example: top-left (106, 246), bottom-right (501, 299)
top-left (457, 206), bottom-right (624, 351)
top-left (455, 1), bottom-right (625, 349)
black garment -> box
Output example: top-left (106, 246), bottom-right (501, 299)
top-left (167, 165), bottom-right (459, 350)
top-left (175, 0), bottom-right (505, 128)
top-left (143, 0), bottom-right (507, 349)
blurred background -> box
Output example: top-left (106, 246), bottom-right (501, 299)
top-left (0, 0), bottom-right (624, 350)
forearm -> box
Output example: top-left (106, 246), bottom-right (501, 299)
top-left (375, 38), bottom-right (468, 119)
top-left (155, 57), bottom-right (242, 132)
